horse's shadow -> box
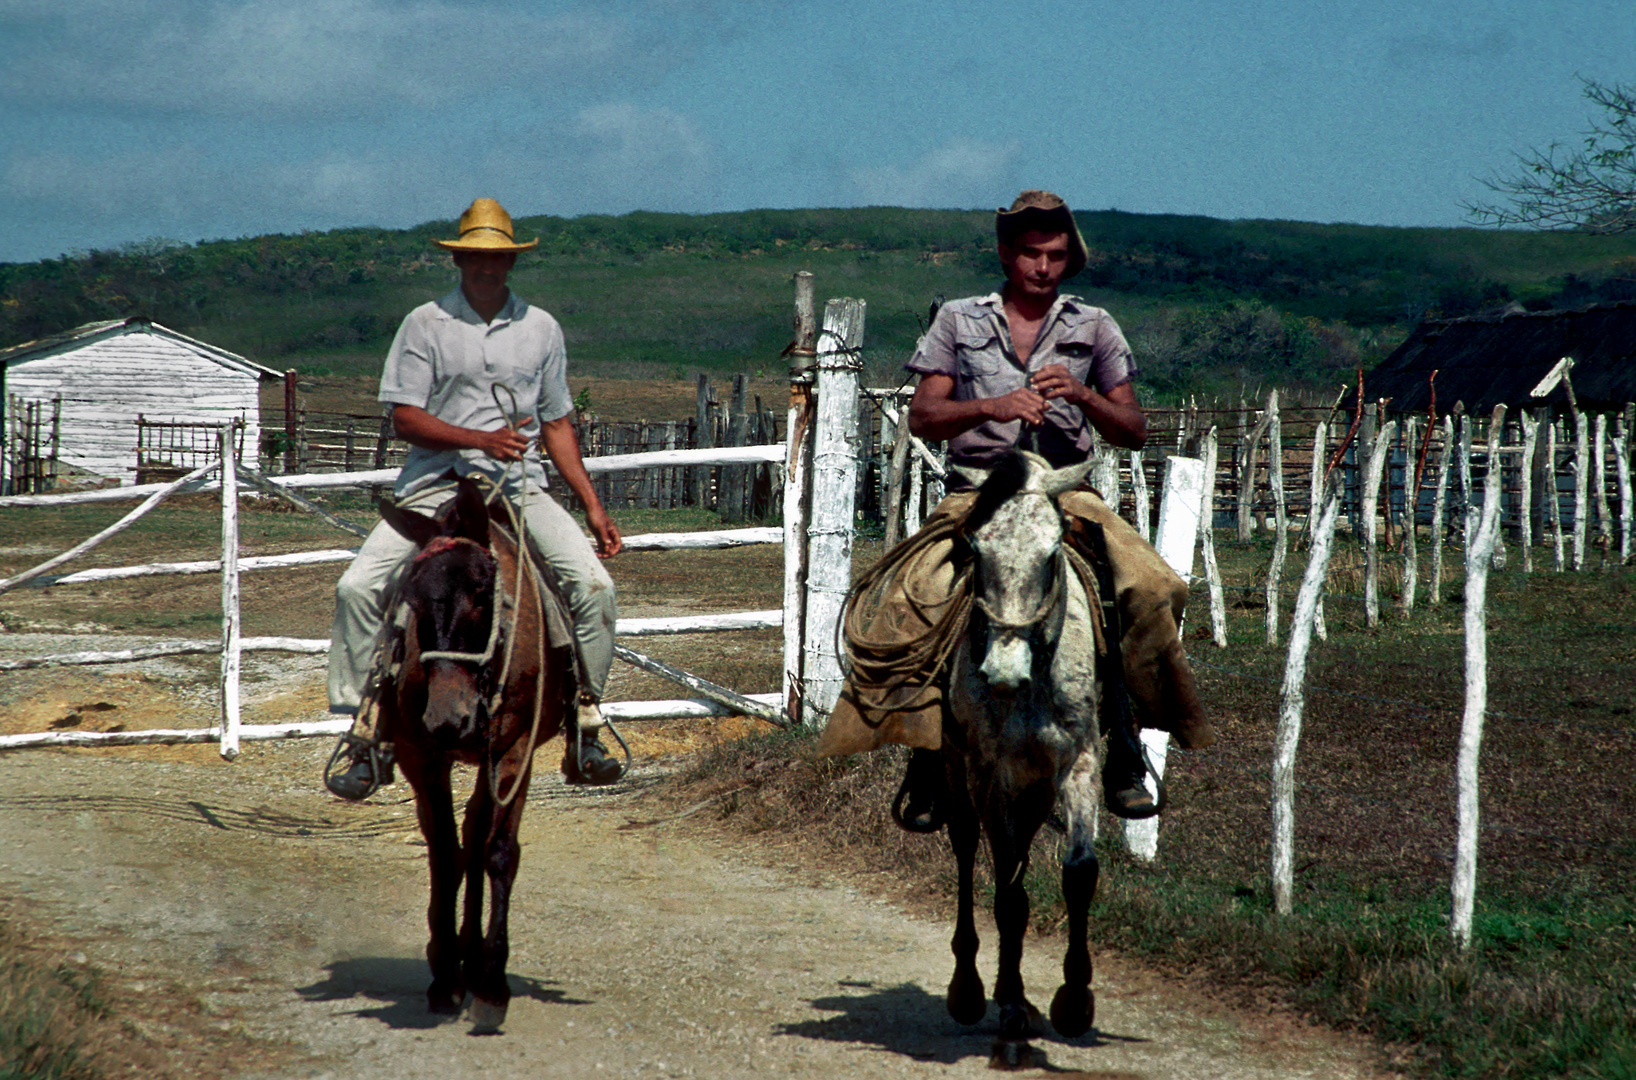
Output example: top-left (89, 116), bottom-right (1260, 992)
top-left (295, 957), bottom-right (591, 1030)
top-left (776, 980), bottom-right (1147, 1070)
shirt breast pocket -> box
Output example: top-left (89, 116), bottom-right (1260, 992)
top-left (954, 326), bottom-right (1007, 379)
top-left (1050, 329), bottom-right (1099, 385)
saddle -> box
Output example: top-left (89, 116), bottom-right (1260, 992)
top-left (817, 495), bottom-right (1108, 757)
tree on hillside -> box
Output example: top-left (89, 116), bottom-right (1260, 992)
top-left (1466, 77), bottom-right (1636, 233)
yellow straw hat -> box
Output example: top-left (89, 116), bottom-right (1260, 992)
top-left (995, 189), bottom-right (1088, 279)
top-left (432, 198), bottom-right (538, 252)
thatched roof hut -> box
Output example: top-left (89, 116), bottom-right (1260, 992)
top-left (1357, 301), bottom-right (1636, 416)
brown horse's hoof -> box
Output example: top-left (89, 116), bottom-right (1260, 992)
top-left (946, 970), bottom-right (987, 1026)
top-left (468, 997), bottom-right (507, 1035)
top-left (988, 1037), bottom-right (1042, 1070)
top-left (1049, 983), bottom-right (1095, 1038)
top-left (427, 983), bottom-right (465, 1016)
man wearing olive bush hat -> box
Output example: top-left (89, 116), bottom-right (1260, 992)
top-left (820, 190), bottom-right (1214, 824)
top-left (324, 198), bottom-right (624, 799)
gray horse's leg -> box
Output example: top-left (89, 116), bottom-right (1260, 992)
top-left (945, 754), bottom-right (987, 1026)
top-left (986, 791), bottom-right (1051, 1043)
top-left (1051, 749), bottom-right (1100, 1037)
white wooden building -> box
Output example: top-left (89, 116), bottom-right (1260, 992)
top-left (0, 318), bottom-right (281, 491)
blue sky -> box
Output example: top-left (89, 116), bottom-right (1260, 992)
top-left (1, 0), bottom-right (1631, 263)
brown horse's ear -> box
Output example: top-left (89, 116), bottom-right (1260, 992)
top-left (451, 476), bottom-right (491, 549)
top-left (379, 498), bottom-right (442, 547)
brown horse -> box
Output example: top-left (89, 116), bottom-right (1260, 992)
top-left (375, 476), bottom-right (574, 1033)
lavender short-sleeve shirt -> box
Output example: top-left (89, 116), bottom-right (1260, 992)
top-left (379, 288), bottom-right (575, 498)
top-left (907, 292), bottom-right (1137, 471)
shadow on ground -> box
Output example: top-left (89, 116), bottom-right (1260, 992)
top-left (776, 979), bottom-right (1151, 1073)
top-left (296, 957), bottom-right (592, 1030)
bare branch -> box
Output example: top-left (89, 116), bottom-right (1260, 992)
top-left (1464, 78), bottom-right (1636, 233)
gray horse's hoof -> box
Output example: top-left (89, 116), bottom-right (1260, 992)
top-left (947, 970), bottom-right (987, 1026)
top-left (1049, 983), bottom-right (1095, 1038)
top-left (988, 1037), bottom-right (1042, 1070)
top-left (468, 998), bottom-right (507, 1035)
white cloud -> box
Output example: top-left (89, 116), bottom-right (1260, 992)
top-left (849, 138), bottom-right (1021, 207)
top-left (0, 0), bottom-right (680, 117)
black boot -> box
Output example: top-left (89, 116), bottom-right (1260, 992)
top-left (1103, 728), bottom-right (1164, 820)
top-left (324, 736), bottom-right (394, 801)
top-left (563, 732), bottom-right (623, 786)
top-left (891, 748), bottom-right (947, 833)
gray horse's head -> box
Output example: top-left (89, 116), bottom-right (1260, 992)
top-left (955, 451), bottom-right (1095, 696)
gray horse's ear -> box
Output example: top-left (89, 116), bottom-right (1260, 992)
top-left (952, 464), bottom-right (990, 490)
top-left (1040, 459), bottom-right (1096, 497)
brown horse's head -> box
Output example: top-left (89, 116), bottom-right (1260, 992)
top-left (382, 477), bottom-right (499, 739)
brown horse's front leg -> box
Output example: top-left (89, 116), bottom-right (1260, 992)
top-left (405, 754), bottom-right (465, 1015)
top-left (945, 755), bottom-right (986, 1026)
top-left (465, 741), bottom-right (532, 1034)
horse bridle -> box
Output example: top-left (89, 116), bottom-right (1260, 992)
top-left (968, 493), bottom-right (1070, 633)
top-left (415, 537), bottom-right (509, 670)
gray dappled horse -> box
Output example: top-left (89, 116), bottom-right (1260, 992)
top-left (376, 476), bottom-right (575, 1034)
top-left (942, 450), bottom-right (1104, 1067)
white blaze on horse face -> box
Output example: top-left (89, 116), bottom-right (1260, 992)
top-left (974, 488), bottom-right (1064, 694)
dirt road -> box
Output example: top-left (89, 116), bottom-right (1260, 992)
top-left (0, 648), bottom-right (1397, 1080)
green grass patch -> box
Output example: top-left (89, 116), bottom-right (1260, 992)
top-left (662, 533), bottom-right (1635, 1080)
top-left (0, 916), bottom-right (109, 1080)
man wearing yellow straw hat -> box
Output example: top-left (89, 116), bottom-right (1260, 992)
top-left (324, 197), bottom-right (624, 798)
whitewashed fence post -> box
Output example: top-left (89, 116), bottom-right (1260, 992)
top-left (1519, 413), bottom-right (1539, 575)
top-left (1362, 419), bottom-right (1397, 628)
top-left (1399, 417), bottom-right (1420, 611)
top-left (1130, 449), bottom-right (1151, 542)
top-left (782, 274), bottom-right (818, 725)
top-left (1199, 428), bottom-right (1227, 648)
top-left (1571, 395), bottom-right (1589, 571)
top-left (1452, 405), bottom-right (1508, 949)
top-left (1265, 391), bottom-right (1287, 644)
top-left (1309, 418), bottom-right (1328, 639)
top-left (1615, 407), bottom-right (1633, 563)
top-left (1593, 413), bottom-right (1611, 561)
top-left (800, 298), bottom-right (865, 724)
top-left (218, 425), bottom-right (242, 761)
top-left (1124, 455), bottom-right (1205, 862)
top-left (883, 405), bottom-right (912, 549)
top-left (1547, 420), bottom-right (1565, 571)
top-left (1272, 478), bottom-right (1343, 916)
top-left (1430, 415), bottom-right (1454, 605)
top-left (905, 436), bottom-right (924, 537)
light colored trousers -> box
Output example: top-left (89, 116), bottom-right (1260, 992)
top-left (327, 480), bottom-right (617, 729)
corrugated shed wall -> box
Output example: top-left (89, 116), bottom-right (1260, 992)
top-left (5, 327), bottom-right (262, 484)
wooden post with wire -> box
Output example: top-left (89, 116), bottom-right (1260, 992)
top-left (782, 272), bottom-right (818, 726)
top-left (801, 297), bottom-right (865, 724)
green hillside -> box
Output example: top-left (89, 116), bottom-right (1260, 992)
top-left (4, 207), bottom-right (1634, 401)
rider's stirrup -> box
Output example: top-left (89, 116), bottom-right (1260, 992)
top-left (324, 734), bottom-right (395, 801)
top-left (891, 749), bottom-right (946, 834)
top-left (561, 701), bottom-right (627, 786)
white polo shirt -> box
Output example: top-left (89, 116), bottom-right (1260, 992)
top-left (378, 287), bottom-right (576, 498)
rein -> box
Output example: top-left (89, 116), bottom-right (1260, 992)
top-left (973, 546), bottom-right (1069, 633)
top-left (416, 537), bottom-right (508, 668)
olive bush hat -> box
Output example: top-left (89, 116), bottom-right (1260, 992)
top-left (995, 189), bottom-right (1088, 279)
top-left (432, 198), bottom-right (538, 252)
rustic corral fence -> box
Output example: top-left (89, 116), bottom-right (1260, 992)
top-left (2, 272), bottom-right (1632, 954)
